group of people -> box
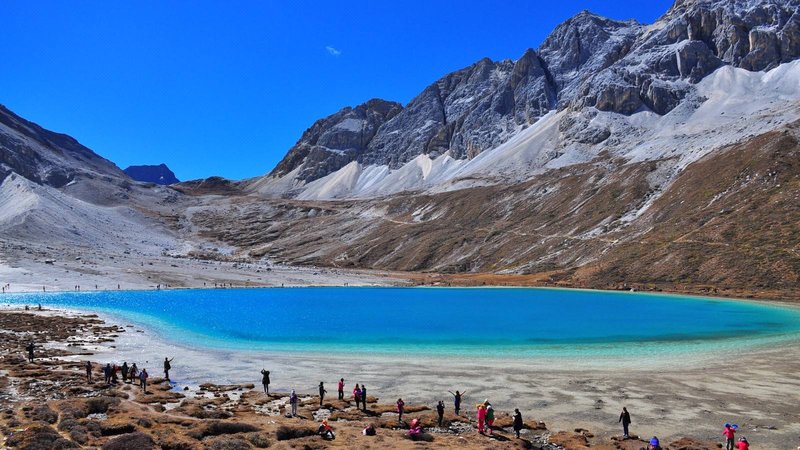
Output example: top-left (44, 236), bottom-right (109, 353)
top-left (82, 356), bottom-right (175, 392)
top-left (35, 350), bottom-right (757, 447)
top-left (622, 411), bottom-right (751, 450)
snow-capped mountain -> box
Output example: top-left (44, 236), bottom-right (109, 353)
top-left (250, 0), bottom-right (800, 200)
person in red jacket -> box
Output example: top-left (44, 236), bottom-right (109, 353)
top-left (736, 437), bottom-right (749, 450)
top-left (723, 423), bottom-right (736, 450)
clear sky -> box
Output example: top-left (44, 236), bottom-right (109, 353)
top-left (1, 0), bottom-right (673, 181)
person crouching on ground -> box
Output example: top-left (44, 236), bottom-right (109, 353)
top-left (318, 420), bottom-right (335, 440)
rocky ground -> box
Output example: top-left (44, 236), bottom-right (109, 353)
top-left (0, 309), bottom-right (735, 450)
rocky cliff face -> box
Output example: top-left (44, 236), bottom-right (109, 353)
top-left (269, 99), bottom-right (402, 182)
top-left (260, 0), bottom-right (800, 189)
top-left (0, 104), bottom-right (126, 188)
top-left (576, 0), bottom-right (800, 115)
top-left (124, 163), bottom-right (180, 185)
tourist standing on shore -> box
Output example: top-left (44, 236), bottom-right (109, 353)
top-left (484, 401), bottom-right (495, 435)
top-left (85, 361), bottom-right (93, 383)
top-left (139, 368), bottom-right (149, 391)
top-left (337, 378), bottom-right (345, 400)
top-left (353, 384), bottom-right (361, 410)
top-left (163, 357), bottom-right (174, 381)
top-left (513, 408), bottom-right (523, 438)
top-left (360, 384), bottom-right (367, 411)
top-left (436, 401), bottom-right (445, 427)
top-left (723, 423), bottom-right (736, 450)
top-left (289, 389), bottom-right (298, 416)
top-left (448, 390), bottom-right (466, 415)
top-left (318, 382), bottom-right (326, 406)
top-left (121, 362), bottom-right (129, 383)
top-left (111, 364), bottom-right (119, 383)
top-left (260, 369), bottom-right (270, 394)
top-left (103, 363), bottom-right (112, 384)
top-left (476, 403), bottom-right (487, 434)
top-left (396, 398), bottom-right (405, 423)
top-left (25, 342), bottom-right (35, 362)
top-left (619, 407), bottom-right (632, 438)
top-left (129, 363), bottom-right (138, 382)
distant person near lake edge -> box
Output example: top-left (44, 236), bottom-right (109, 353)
top-left (163, 357), bottom-right (174, 381)
top-left (338, 378), bottom-right (344, 400)
top-left (360, 384), bottom-right (367, 411)
top-left (619, 406), bottom-right (632, 438)
top-left (319, 382), bottom-right (326, 406)
top-left (353, 384), bottom-right (361, 410)
top-left (513, 408), bottom-right (523, 438)
top-left (261, 369), bottom-right (270, 394)
top-left (448, 389), bottom-right (466, 415)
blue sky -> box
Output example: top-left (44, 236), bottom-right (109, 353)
top-left (1, 0), bottom-right (673, 181)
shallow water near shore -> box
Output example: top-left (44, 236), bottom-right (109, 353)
top-left (4, 287), bottom-right (800, 359)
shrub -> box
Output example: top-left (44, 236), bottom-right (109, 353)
top-left (275, 426), bottom-right (315, 441)
top-left (101, 431), bottom-right (156, 450)
top-left (204, 437), bottom-right (252, 450)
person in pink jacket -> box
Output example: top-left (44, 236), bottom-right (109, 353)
top-left (476, 403), bottom-right (487, 434)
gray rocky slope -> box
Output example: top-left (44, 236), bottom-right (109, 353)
top-left (255, 0), bottom-right (800, 193)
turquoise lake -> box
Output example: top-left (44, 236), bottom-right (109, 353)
top-left (4, 287), bottom-right (800, 358)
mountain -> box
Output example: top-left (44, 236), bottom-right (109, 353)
top-left (124, 163), bottom-right (180, 185)
top-left (250, 0), bottom-right (800, 200)
top-left (0, 104), bottom-right (126, 189)
top-left (2, 0), bottom-right (800, 298)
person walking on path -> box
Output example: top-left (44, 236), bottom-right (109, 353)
top-left (139, 368), bottom-right (149, 392)
top-left (318, 382), bottom-right (327, 406)
top-left (484, 401), bottom-right (495, 435)
top-left (513, 408), bottom-right (524, 438)
top-left (337, 378), bottom-right (345, 400)
top-left (476, 403), bottom-right (487, 434)
top-left (163, 357), bottom-right (174, 381)
top-left (260, 369), bottom-right (270, 394)
top-left (353, 384), bottom-right (361, 410)
top-left (85, 361), bottom-right (93, 383)
top-left (448, 390), bottom-right (466, 415)
top-left (396, 398), bottom-right (405, 423)
top-left (25, 342), bottom-right (36, 363)
top-left (723, 423), bottom-right (736, 450)
top-left (619, 407), bottom-right (632, 438)
top-left (436, 401), bottom-right (445, 427)
top-left (360, 385), bottom-right (367, 411)
top-left (289, 389), bottom-right (298, 417)
top-left (121, 362), bottom-right (129, 383)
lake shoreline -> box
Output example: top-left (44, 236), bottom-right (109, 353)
top-left (2, 306), bottom-right (798, 449)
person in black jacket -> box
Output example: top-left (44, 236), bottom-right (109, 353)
top-left (260, 369), bottom-right (270, 394)
top-left (319, 382), bottom-right (327, 406)
top-left (436, 401), bottom-right (445, 427)
top-left (513, 408), bottom-right (524, 438)
top-left (619, 407), bottom-right (632, 438)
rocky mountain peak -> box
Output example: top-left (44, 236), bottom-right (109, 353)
top-left (0, 104), bottom-right (124, 188)
top-left (124, 163), bottom-right (180, 185)
top-left (268, 98), bottom-right (402, 181)
top-left (255, 0), bottom-right (800, 193)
